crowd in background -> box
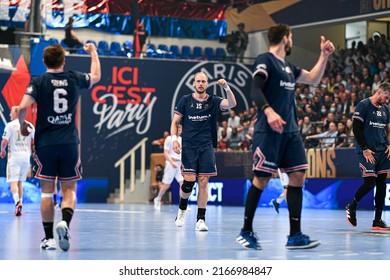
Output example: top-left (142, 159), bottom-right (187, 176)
top-left (216, 33), bottom-right (390, 151)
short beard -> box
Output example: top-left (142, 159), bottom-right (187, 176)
top-left (195, 88), bottom-right (205, 94)
top-left (285, 44), bottom-right (292, 56)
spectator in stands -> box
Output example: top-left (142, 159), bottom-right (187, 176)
top-left (312, 95), bottom-right (322, 115)
top-left (306, 121), bottom-right (338, 148)
top-left (133, 21), bottom-right (150, 58)
top-left (217, 129), bottom-right (228, 151)
top-left (218, 120), bottom-right (232, 139)
top-left (227, 109), bottom-right (241, 128)
top-left (335, 121), bottom-right (347, 147)
top-left (361, 67), bottom-right (373, 88)
top-left (323, 112), bottom-right (336, 129)
top-left (246, 106), bottom-right (257, 126)
top-left (372, 73), bottom-right (381, 91)
top-left (64, 16), bottom-right (83, 51)
top-left (345, 118), bottom-right (355, 147)
top-left (240, 120), bottom-right (253, 150)
top-left (319, 105), bottom-right (328, 121)
top-left (304, 104), bottom-right (319, 122)
top-left (300, 116), bottom-right (312, 138)
top-left (227, 127), bottom-right (244, 151)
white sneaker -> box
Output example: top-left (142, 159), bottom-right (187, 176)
top-left (40, 238), bottom-right (56, 250)
top-left (195, 219), bottom-right (208, 231)
top-left (175, 209), bottom-right (186, 227)
top-left (56, 221), bottom-right (70, 251)
top-left (154, 197), bottom-right (161, 210)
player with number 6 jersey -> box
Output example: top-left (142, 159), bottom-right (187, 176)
top-left (18, 43), bottom-right (101, 251)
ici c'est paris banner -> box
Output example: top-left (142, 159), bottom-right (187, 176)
top-left (65, 56), bottom-right (252, 189)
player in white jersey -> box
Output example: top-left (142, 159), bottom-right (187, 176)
top-left (1, 106), bottom-right (35, 216)
top-left (154, 125), bottom-right (184, 210)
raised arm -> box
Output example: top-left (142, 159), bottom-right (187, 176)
top-left (84, 43), bottom-right (101, 87)
top-left (218, 79), bottom-right (237, 110)
top-left (297, 36), bottom-right (335, 85)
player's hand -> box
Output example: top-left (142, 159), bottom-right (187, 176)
top-left (0, 150), bottom-right (6, 159)
top-left (264, 107), bottom-right (286, 134)
top-left (386, 145), bottom-right (390, 159)
top-left (217, 79), bottom-right (229, 90)
top-left (84, 43), bottom-right (97, 54)
top-left (20, 122), bottom-right (32, 137)
top-left (320, 36), bottom-right (335, 56)
top-left (363, 149), bottom-right (375, 164)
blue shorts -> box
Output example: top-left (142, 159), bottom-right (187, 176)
top-left (34, 144), bottom-right (82, 181)
top-left (357, 151), bottom-right (390, 177)
top-left (181, 143), bottom-right (217, 177)
top-left (252, 131), bottom-right (308, 177)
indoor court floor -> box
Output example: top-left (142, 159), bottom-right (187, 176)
top-left (0, 203), bottom-right (390, 260)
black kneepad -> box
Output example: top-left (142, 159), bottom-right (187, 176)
top-left (181, 180), bottom-right (195, 193)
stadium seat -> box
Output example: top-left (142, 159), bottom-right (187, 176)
top-left (204, 47), bottom-right (214, 61)
top-left (192, 46), bottom-right (203, 60)
top-left (76, 47), bottom-right (88, 55)
top-left (49, 38), bottom-right (59, 45)
top-left (180, 45), bottom-right (191, 59)
top-left (97, 40), bottom-right (109, 55)
top-left (215, 47), bottom-right (227, 61)
top-left (86, 39), bottom-right (97, 46)
top-left (146, 43), bottom-right (156, 58)
top-left (168, 45), bottom-right (180, 59)
top-left (111, 41), bottom-right (125, 56)
top-left (156, 44), bottom-right (169, 58)
top-left (60, 39), bottom-right (69, 48)
top-left (121, 40), bottom-right (132, 57)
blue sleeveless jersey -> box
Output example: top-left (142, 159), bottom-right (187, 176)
top-left (174, 93), bottom-right (223, 148)
top-left (252, 52), bottom-right (302, 133)
top-left (352, 98), bottom-right (390, 153)
top-left (26, 70), bottom-right (91, 148)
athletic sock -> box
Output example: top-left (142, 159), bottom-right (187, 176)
top-left (197, 208), bottom-right (206, 221)
top-left (242, 185), bottom-right (262, 231)
top-left (43, 222), bottom-right (54, 239)
top-left (62, 208), bottom-right (74, 227)
top-left (179, 198), bottom-right (188, 210)
top-left (287, 186), bottom-right (303, 236)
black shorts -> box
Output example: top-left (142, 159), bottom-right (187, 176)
top-left (357, 151), bottom-right (390, 177)
top-left (252, 131), bottom-right (308, 177)
top-left (34, 144), bottom-right (82, 181)
top-left (181, 143), bottom-right (217, 177)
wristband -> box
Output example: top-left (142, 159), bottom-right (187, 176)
top-left (224, 86), bottom-right (231, 92)
top-left (171, 135), bottom-right (178, 142)
top-left (261, 104), bottom-right (270, 111)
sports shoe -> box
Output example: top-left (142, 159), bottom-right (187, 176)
top-left (154, 197), bottom-right (161, 210)
top-left (372, 219), bottom-right (390, 230)
top-left (175, 209), bottom-right (186, 227)
top-left (40, 238), bottom-right (56, 250)
top-left (15, 202), bottom-right (23, 216)
top-left (195, 219), bottom-right (208, 231)
top-left (236, 230), bottom-right (261, 250)
top-left (271, 199), bottom-right (280, 214)
top-left (346, 204), bottom-right (357, 227)
top-left (286, 232), bottom-right (321, 250)
top-left (56, 221), bottom-right (70, 251)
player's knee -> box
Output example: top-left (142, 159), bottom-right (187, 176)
top-left (181, 180), bottom-right (195, 193)
top-left (41, 193), bottom-right (53, 198)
